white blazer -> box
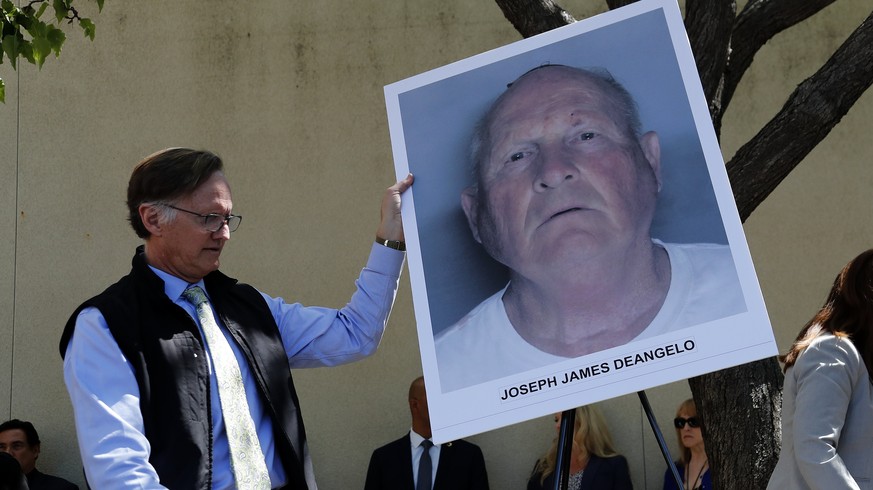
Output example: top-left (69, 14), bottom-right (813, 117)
top-left (767, 334), bottom-right (873, 489)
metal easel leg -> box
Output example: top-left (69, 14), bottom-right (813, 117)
top-left (553, 408), bottom-right (576, 490)
top-left (638, 390), bottom-right (683, 489)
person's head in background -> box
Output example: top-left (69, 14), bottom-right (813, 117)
top-left (408, 376), bottom-right (431, 439)
top-left (673, 398), bottom-right (704, 467)
top-left (0, 419), bottom-right (40, 476)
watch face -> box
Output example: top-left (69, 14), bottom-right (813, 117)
top-left (377, 238), bottom-right (406, 251)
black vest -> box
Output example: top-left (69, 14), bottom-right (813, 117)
top-left (60, 247), bottom-right (310, 489)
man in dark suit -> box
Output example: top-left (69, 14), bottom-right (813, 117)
top-left (364, 376), bottom-right (489, 490)
top-left (0, 419), bottom-right (78, 490)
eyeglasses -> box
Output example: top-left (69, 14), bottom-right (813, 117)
top-left (162, 204), bottom-right (242, 233)
top-left (674, 417), bottom-right (701, 429)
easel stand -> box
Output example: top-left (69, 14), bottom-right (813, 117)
top-left (552, 391), bottom-right (684, 490)
top-left (553, 407), bottom-right (576, 490)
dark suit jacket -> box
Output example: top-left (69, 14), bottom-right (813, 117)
top-left (527, 454), bottom-right (633, 490)
top-left (364, 433), bottom-right (489, 490)
top-left (26, 469), bottom-right (79, 490)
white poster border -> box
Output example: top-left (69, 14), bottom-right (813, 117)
top-left (385, 0), bottom-right (776, 443)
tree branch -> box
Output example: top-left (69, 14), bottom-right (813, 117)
top-left (723, 0), bottom-right (838, 110)
top-left (492, 0), bottom-right (575, 38)
top-left (728, 9), bottom-right (873, 220)
top-left (605, 0), bottom-right (637, 9)
top-left (684, 0), bottom-right (736, 136)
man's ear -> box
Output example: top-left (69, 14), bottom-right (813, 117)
top-left (139, 203), bottom-right (164, 236)
top-left (461, 186), bottom-right (482, 244)
top-left (639, 131), bottom-right (662, 192)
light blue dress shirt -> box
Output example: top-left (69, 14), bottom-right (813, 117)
top-left (63, 244), bottom-right (404, 489)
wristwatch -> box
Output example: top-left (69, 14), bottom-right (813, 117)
top-left (376, 236), bottom-right (406, 251)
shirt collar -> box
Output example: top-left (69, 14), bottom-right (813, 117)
top-left (148, 265), bottom-right (206, 302)
top-left (409, 429), bottom-right (439, 449)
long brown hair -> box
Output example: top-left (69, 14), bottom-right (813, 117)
top-left (781, 249), bottom-right (873, 379)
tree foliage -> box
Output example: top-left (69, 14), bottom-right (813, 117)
top-left (0, 0), bottom-right (103, 102)
top-left (492, 1), bottom-right (873, 488)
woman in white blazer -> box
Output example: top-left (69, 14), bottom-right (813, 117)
top-left (767, 249), bottom-right (873, 490)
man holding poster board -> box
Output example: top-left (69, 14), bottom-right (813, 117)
top-left (435, 65), bottom-right (745, 392)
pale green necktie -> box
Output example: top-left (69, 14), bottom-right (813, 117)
top-left (182, 286), bottom-right (272, 489)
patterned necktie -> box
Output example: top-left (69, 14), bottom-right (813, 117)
top-left (417, 439), bottom-right (434, 490)
top-left (182, 286), bottom-right (271, 489)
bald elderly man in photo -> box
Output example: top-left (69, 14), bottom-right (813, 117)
top-left (435, 65), bottom-right (744, 392)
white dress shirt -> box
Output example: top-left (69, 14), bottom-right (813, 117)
top-left (409, 429), bottom-right (441, 488)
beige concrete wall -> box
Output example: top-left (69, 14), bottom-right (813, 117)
top-left (0, 49), bottom-right (18, 436)
top-left (1, 0), bottom-right (870, 488)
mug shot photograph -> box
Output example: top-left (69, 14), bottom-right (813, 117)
top-left (385, 0), bottom-right (777, 442)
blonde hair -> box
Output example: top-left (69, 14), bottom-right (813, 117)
top-left (536, 405), bottom-right (620, 483)
top-left (673, 398), bottom-right (703, 467)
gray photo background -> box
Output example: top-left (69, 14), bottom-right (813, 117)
top-left (398, 9), bottom-right (729, 335)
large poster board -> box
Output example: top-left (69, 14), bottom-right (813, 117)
top-left (385, 0), bottom-right (777, 443)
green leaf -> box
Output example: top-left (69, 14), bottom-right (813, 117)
top-left (13, 12), bottom-right (33, 31)
top-left (1, 1), bottom-right (13, 14)
top-left (36, 2), bottom-right (49, 19)
top-left (1, 17), bottom-right (13, 40)
top-left (1, 34), bottom-right (18, 68)
top-left (0, 78), bottom-right (5, 103)
top-left (26, 19), bottom-right (47, 40)
top-left (95, 0), bottom-right (104, 12)
top-left (20, 43), bottom-right (34, 64)
top-left (79, 18), bottom-right (94, 41)
top-left (31, 36), bottom-right (50, 68)
top-left (46, 24), bottom-right (65, 55)
top-left (52, 0), bottom-right (67, 23)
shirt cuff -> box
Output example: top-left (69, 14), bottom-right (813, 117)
top-left (367, 242), bottom-right (405, 277)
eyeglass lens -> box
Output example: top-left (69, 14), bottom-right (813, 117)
top-left (162, 204), bottom-right (242, 233)
top-left (673, 417), bottom-right (701, 429)
top-left (203, 214), bottom-right (242, 233)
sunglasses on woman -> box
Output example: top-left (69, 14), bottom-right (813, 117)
top-left (674, 417), bottom-right (701, 429)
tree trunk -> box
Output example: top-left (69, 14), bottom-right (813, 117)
top-left (492, 0), bottom-right (575, 39)
top-left (688, 359), bottom-right (784, 488)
